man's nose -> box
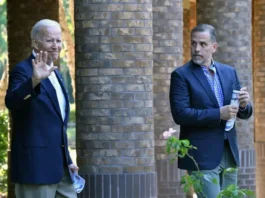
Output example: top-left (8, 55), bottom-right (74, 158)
top-left (195, 45), bottom-right (201, 52)
top-left (51, 41), bottom-right (58, 48)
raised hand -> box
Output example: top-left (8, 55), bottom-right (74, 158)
top-left (31, 51), bottom-right (58, 87)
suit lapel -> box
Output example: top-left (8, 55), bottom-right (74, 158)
top-left (191, 62), bottom-right (219, 107)
top-left (215, 63), bottom-right (232, 105)
top-left (41, 78), bottom-right (63, 120)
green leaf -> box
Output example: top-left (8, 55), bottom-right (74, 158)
top-left (232, 190), bottom-right (238, 196)
top-left (181, 140), bottom-right (190, 147)
top-left (170, 157), bottom-right (176, 163)
top-left (238, 191), bottom-right (246, 197)
top-left (211, 178), bottom-right (218, 185)
top-left (183, 185), bottom-right (189, 192)
top-left (166, 145), bottom-right (171, 154)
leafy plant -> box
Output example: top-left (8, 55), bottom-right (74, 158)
top-left (166, 135), bottom-right (204, 195)
top-left (0, 0), bottom-right (7, 80)
top-left (217, 184), bottom-right (255, 198)
top-left (164, 128), bottom-right (255, 198)
top-left (0, 110), bottom-right (8, 194)
top-left (180, 172), bottom-right (204, 195)
top-left (216, 168), bottom-right (255, 198)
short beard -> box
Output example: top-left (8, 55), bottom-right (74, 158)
top-left (192, 58), bottom-right (204, 66)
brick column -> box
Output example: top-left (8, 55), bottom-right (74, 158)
top-left (183, 7), bottom-right (190, 64)
top-left (190, 0), bottom-right (196, 29)
top-left (197, 0), bottom-right (255, 192)
top-left (6, 1), bottom-right (59, 197)
top-left (183, 0), bottom-right (196, 65)
top-left (153, 0), bottom-right (185, 198)
top-left (75, 1), bottom-right (156, 197)
top-left (253, 0), bottom-right (265, 197)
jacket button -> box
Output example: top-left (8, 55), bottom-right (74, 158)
top-left (62, 145), bottom-right (65, 148)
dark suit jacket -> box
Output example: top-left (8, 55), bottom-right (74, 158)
top-left (5, 54), bottom-right (73, 184)
top-left (169, 60), bottom-right (252, 171)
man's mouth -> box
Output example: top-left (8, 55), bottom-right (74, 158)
top-left (48, 52), bottom-right (59, 55)
top-left (49, 51), bottom-right (59, 53)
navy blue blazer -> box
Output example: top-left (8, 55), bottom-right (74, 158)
top-left (169, 60), bottom-right (252, 171)
top-left (5, 54), bottom-right (73, 184)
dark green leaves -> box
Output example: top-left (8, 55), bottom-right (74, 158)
top-left (0, 110), bottom-right (8, 194)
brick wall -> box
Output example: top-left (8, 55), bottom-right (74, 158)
top-left (183, 0), bottom-right (196, 65)
top-left (183, 2), bottom-right (196, 196)
top-left (255, 144), bottom-right (265, 197)
top-left (238, 149), bottom-right (256, 191)
top-left (190, 0), bottom-right (196, 30)
top-left (75, 1), bottom-right (157, 197)
top-left (156, 160), bottom-right (186, 198)
top-left (183, 9), bottom-right (190, 64)
top-left (197, 0), bottom-right (255, 193)
top-left (152, 0), bottom-right (184, 197)
top-left (253, 0), bottom-right (265, 197)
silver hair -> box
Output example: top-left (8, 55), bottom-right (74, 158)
top-left (191, 24), bottom-right (217, 43)
top-left (31, 19), bottom-right (61, 45)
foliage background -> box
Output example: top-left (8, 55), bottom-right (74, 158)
top-left (0, 111), bottom-right (8, 195)
top-left (0, 0), bottom-right (7, 195)
top-left (0, 0), bottom-right (7, 80)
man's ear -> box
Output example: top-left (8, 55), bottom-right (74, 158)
top-left (34, 39), bottom-right (38, 47)
top-left (33, 39), bottom-right (39, 49)
top-left (213, 42), bottom-right (218, 53)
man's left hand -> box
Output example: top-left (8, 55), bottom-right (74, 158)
top-left (238, 87), bottom-right (250, 109)
top-left (69, 163), bottom-right (79, 173)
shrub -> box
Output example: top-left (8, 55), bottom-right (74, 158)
top-left (0, 110), bottom-right (8, 194)
top-left (164, 128), bottom-right (255, 198)
top-left (69, 103), bottom-right (76, 123)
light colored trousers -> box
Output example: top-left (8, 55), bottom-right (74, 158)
top-left (188, 141), bottom-right (238, 198)
top-left (15, 169), bottom-right (77, 198)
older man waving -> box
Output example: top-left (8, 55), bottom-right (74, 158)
top-left (5, 19), bottom-right (78, 198)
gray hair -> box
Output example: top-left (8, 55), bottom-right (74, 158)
top-left (191, 24), bottom-right (217, 43)
top-left (31, 19), bottom-right (61, 42)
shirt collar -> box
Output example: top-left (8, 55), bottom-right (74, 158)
top-left (32, 49), bottom-right (36, 57)
top-left (201, 59), bottom-right (216, 73)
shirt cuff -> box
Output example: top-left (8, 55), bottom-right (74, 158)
top-left (239, 105), bottom-right (247, 111)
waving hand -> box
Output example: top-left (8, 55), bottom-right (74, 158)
top-left (31, 51), bottom-right (58, 87)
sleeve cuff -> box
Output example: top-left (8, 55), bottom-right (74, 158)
top-left (16, 78), bottom-right (38, 99)
top-left (239, 105), bottom-right (247, 111)
top-left (68, 156), bottom-right (73, 165)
